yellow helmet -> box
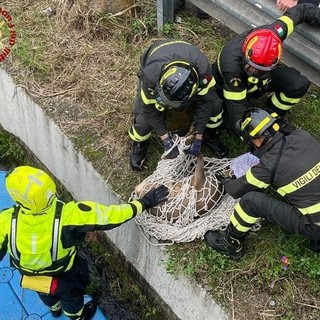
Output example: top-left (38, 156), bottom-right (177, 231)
top-left (6, 166), bottom-right (57, 212)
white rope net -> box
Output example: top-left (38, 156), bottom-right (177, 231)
top-left (133, 135), bottom-right (239, 245)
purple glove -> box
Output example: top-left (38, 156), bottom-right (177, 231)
top-left (163, 135), bottom-right (179, 159)
top-left (186, 138), bottom-right (202, 156)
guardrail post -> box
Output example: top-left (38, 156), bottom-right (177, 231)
top-left (157, 0), bottom-right (185, 34)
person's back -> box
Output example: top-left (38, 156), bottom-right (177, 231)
top-left (254, 129), bottom-right (320, 211)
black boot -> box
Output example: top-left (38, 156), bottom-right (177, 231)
top-left (204, 224), bottom-right (247, 260)
top-left (80, 300), bottom-right (97, 320)
top-left (203, 129), bottom-right (227, 158)
top-left (130, 141), bottom-right (148, 171)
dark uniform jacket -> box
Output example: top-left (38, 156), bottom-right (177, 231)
top-left (212, 4), bottom-right (320, 127)
top-left (224, 130), bottom-right (320, 224)
top-left (137, 39), bottom-right (218, 135)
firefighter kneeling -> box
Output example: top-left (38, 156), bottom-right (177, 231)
top-left (205, 108), bottom-right (320, 259)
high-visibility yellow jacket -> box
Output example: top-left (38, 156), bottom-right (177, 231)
top-left (0, 198), bottom-right (144, 276)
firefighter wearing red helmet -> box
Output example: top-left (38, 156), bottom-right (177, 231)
top-left (212, 3), bottom-right (320, 130)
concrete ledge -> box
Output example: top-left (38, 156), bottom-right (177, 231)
top-left (0, 68), bottom-right (230, 320)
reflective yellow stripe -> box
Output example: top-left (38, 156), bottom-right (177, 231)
top-left (206, 119), bottom-right (223, 129)
top-left (250, 117), bottom-right (271, 137)
top-left (298, 203), bottom-right (320, 215)
top-left (198, 77), bottom-right (216, 95)
top-left (141, 88), bottom-right (156, 105)
top-left (271, 94), bottom-right (292, 111)
top-left (277, 161), bottom-right (320, 196)
top-left (246, 169), bottom-right (269, 189)
top-left (209, 111), bottom-right (223, 122)
top-left (223, 89), bottom-right (247, 100)
top-left (206, 111), bottom-right (223, 128)
top-left (148, 40), bottom-right (192, 56)
top-left (279, 92), bottom-right (300, 104)
top-left (279, 16), bottom-right (294, 36)
top-left (235, 203), bottom-right (260, 224)
top-left (130, 200), bottom-right (144, 213)
top-left (230, 204), bottom-right (258, 232)
top-left (155, 103), bottom-right (165, 111)
top-left (65, 307), bottom-right (83, 318)
top-left (217, 50), bottom-right (222, 75)
top-left (248, 85), bottom-right (258, 93)
top-left (128, 126), bottom-right (151, 142)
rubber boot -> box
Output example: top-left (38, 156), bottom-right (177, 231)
top-left (80, 300), bottom-right (97, 320)
top-left (202, 128), bottom-right (227, 158)
top-left (130, 141), bottom-right (148, 171)
top-left (204, 224), bottom-right (247, 260)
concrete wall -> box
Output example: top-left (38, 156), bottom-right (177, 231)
top-left (0, 68), bottom-right (230, 320)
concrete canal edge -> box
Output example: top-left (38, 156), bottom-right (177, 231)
top-left (0, 68), bottom-right (230, 320)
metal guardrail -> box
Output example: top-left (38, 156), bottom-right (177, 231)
top-left (157, 0), bottom-right (320, 86)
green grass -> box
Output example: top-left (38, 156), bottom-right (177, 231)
top-left (0, 127), bottom-right (27, 167)
top-left (3, 1), bottom-right (320, 319)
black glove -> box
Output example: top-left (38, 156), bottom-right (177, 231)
top-left (215, 174), bottom-right (230, 185)
top-left (140, 185), bottom-right (169, 209)
top-left (163, 135), bottom-right (179, 159)
top-left (186, 138), bottom-right (202, 156)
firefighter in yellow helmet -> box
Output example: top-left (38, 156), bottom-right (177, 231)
top-left (0, 166), bottom-right (168, 320)
top-left (205, 108), bottom-right (320, 259)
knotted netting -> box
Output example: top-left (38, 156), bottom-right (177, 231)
top-left (133, 135), bottom-right (240, 244)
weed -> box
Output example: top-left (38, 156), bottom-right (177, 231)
top-left (0, 128), bottom-right (26, 166)
top-left (3, 1), bottom-right (320, 319)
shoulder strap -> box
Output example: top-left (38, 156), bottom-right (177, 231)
top-left (10, 206), bottom-right (20, 260)
top-left (51, 200), bottom-right (64, 262)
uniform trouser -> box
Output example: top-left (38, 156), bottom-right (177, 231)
top-left (230, 191), bottom-right (320, 241)
top-left (38, 256), bottom-right (89, 319)
top-left (251, 66), bottom-right (310, 116)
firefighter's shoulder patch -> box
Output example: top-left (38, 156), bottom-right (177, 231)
top-left (274, 24), bottom-right (284, 37)
top-left (230, 77), bottom-right (241, 87)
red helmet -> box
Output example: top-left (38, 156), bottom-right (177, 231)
top-left (242, 29), bottom-right (283, 71)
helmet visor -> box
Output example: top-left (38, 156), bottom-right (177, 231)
top-left (244, 64), bottom-right (270, 79)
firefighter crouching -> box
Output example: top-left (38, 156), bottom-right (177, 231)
top-left (205, 108), bottom-right (320, 259)
top-left (128, 39), bottom-right (226, 171)
top-left (0, 166), bottom-right (168, 319)
top-left (212, 3), bottom-right (320, 131)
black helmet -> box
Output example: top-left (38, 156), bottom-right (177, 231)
top-left (236, 108), bottom-right (280, 142)
top-left (156, 60), bottom-right (199, 109)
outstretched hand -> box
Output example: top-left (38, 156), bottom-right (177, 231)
top-left (140, 185), bottom-right (169, 209)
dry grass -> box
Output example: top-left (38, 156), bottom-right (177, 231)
top-left (2, 1), bottom-right (320, 319)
